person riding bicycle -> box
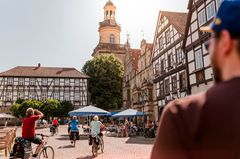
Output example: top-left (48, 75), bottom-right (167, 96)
top-left (51, 117), bottom-right (59, 134)
top-left (89, 116), bottom-right (103, 145)
top-left (69, 116), bottom-right (79, 144)
top-left (22, 108), bottom-right (44, 157)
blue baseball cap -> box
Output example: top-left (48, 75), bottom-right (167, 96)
top-left (200, 0), bottom-right (240, 35)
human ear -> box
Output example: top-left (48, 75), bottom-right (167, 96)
top-left (219, 30), bottom-right (232, 57)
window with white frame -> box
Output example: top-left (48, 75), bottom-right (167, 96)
top-left (75, 79), bottom-right (80, 86)
top-left (165, 79), bottom-right (170, 94)
top-left (109, 34), bottom-right (115, 44)
top-left (7, 78), bottom-right (13, 85)
top-left (53, 91), bottom-right (59, 100)
top-left (198, 9), bottom-right (206, 26)
top-left (195, 49), bottom-right (204, 69)
top-left (19, 78), bottom-right (24, 86)
top-left (17, 91), bottom-right (24, 99)
top-left (160, 59), bottom-right (165, 73)
top-left (54, 78), bottom-right (60, 86)
top-left (41, 92), bottom-right (47, 100)
top-left (172, 76), bottom-right (177, 92)
top-left (29, 92), bottom-right (36, 100)
top-left (159, 37), bottom-right (164, 50)
top-left (29, 78), bottom-right (36, 86)
top-left (165, 29), bottom-right (171, 44)
top-left (64, 92), bottom-right (70, 101)
top-left (155, 62), bottom-right (160, 75)
top-left (74, 92), bottom-right (80, 101)
top-left (5, 91), bottom-right (12, 101)
top-left (176, 47), bottom-right (182, 64)
top-left (64, 79), bottom-right (70, 86)
top-left (160, 82), bottom-right (164, 96)
top-left (42, 78), bottom-right (48, 86)
top-left (167, 54), bottom-right (173, 69)
top-left (179, 72), bottom-right (186, 90)
top-left (206, 2), bottom-right (216, 20)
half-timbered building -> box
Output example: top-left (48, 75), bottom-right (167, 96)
top-left (152, 11), bottom-right (188, 120)
top-left (0, 64), bottom-right (89, 113)
top-left (183, 0), bottom-right (222, 94)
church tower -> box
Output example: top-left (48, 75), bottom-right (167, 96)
top-left (92, 0), bottom-right (126, 63)
top-left (99, 1), bottom-right (120, 44)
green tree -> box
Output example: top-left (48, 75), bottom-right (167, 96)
top-left (40, 99), bottom-right (60, 119)
top-left (11, 99), bottom-right (75, 120)
top-left (59, 101), bottom-right (74, 117)
top-left (82, 54), bottom-right (124, 110)
top-left (10, 99), bottom-right (42, 117)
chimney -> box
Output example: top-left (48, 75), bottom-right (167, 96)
top-left (38, 63), bottom-right (41, 67)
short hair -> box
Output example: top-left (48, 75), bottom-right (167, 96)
top-left (73, 116), bottom-right (77, 120)
top-left (26, 108), bottom-right (34, 116)
top-left (215, 31), bottom-right (240, 55)
top-left (93, 115), bottom-right (99, 121)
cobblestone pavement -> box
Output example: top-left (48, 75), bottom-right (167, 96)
top-left (16, 125), bottom-right (154, 159)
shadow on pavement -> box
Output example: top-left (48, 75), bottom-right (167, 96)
top-left (76, 155), bottom-right (94, 159)
top-left (58, 145), bottom-right (75, 149)
top-left (125, 136), bottom-right (155, 145)
top-left (55, 134), bottom-right (88, 141)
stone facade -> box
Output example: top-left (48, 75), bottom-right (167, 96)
top-left (123, 39), bottom-right (157, 122)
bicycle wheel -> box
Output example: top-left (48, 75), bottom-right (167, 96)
top-left (92, 141), bottom-right (98, 157)
top-left (38, 146), bottom-right (54, 159)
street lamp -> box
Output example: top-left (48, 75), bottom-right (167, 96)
top-left (140, 89), bottom-right (148, 124)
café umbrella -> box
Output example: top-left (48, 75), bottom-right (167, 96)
top-left (112, 109), bottom-right (146, 117)
top-left (68, 105), bottom-right (111, 117)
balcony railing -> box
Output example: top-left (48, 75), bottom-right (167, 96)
top-left (94, 43), bottom-right (126, 52)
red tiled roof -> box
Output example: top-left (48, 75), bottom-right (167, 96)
top-left (130, 49), bottom-right (141, 71)
top-left (0, 66), bottom-right (89, 78)
top-left (160, 11), bottom-right (188, 35)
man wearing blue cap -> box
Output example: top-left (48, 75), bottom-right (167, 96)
top-left (151, 1), bottom-right (240, 159)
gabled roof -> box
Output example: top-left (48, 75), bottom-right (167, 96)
top-left (0, 66), bottom-right (89, 78)
top-left (146, 43), bottom-right (153, 52)
top-left (160, 11), bottom-right (188, 35)
top-left (130, 49), bottom-right (141, 71)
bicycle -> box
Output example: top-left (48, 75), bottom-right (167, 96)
top-left (70, 130), bottom-right (79, 147)
top-left (50, 125), bottom-right (58, 136)
top-left (10, 133), bottom-right (54, 159)
top-left (91, 133), bottom-right (104, 157)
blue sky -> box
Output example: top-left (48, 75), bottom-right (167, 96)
top-left (0, 0), bottom-right (188, 72)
